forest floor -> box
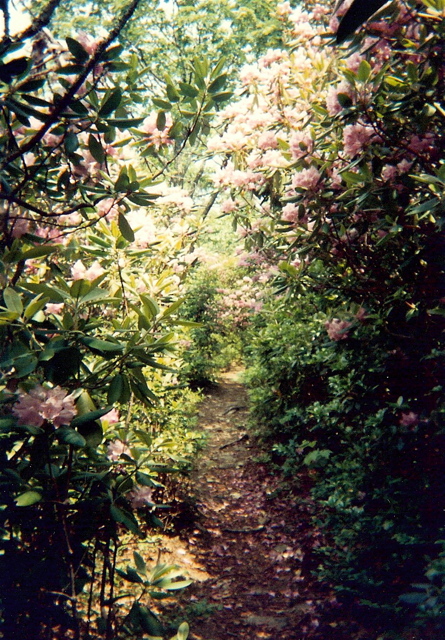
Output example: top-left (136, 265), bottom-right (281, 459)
top-left (147, 369), bottom-right (364, 640)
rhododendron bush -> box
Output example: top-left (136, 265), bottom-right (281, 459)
top-left (213, 0), bottom-right (445, 631)
top-left (0, 1), bottom-right (231, 636)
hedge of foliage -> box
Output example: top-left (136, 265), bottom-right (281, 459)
top-left (209, 0), bottom-right (445, 635)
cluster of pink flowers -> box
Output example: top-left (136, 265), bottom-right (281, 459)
top-left (343, 123), bottom-right (375, 157)
top-left (292, 167), bottom-right (322, 192)
top-left (325, 318), bottom-right (352, 342)
top-left (399, 411), bottom-right (419, 429)
top-left (107, 439), bottom-right (132, 461)
top-left (13, 385), bottom-right (77, 428)
top-left (141, 113), bottom-right (173, 149)
top-left (71, 259), bottom-right (105, 281)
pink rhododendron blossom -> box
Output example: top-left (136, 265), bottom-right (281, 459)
top-left (325, 318), bottom-right (352, 341)
top-left (344, 53), bottom-right (364, 73)
top-left (142, 113), bottom-right (173, 148)
top-left (381, 165), bottom-right (398, 182)
top-left (257, 131), bottom-right (278, 150)
top-left (97, 198), bottom-right (120, 220)
top-left (289, 131), bottom-right (313, 159)
top-left (276, 1), bottom-right (292, 17)
top-left (13, 385), bottom-right (76, 427)
top-left (292, 167), bottom-right (322, 191)
top-left (45, 303), bottom-right (64, 315)
top-left (355, 307), bottom-right (368, 321)
top-left (101, 408), bottom-right (120, 425)
top-left (128, 486), bottom-right (153, 509)
top-left (397, 159), bottom-right (412, 173)
top-left (408, 132), bottom-right (434, 154)
top-left (11, 218), bottom-right (30, 238)
top-left (399, 412), bottom-right (419, 428)
top-left (107, 440), bottom-right (132, 461)
top-left (282, 203), bottom-right (300, 223)
top-left (343, 123), bottom-right (374, 157)
top-left (326, 80), bottom-right (353, 116)
top-left (157, 186), bottom-right (193, 213)
top-left (71, 260), bottom-right (104, 281)
top-left (221, 198), bottom-right (238, 213)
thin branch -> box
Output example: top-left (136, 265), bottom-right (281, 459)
top-left (2, 0), bottom-right (141, 168)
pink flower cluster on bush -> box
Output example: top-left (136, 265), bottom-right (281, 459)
top-left (13, 385), bottom-right (77, 428)
top-left (325, 318), bottom-right (352, 342)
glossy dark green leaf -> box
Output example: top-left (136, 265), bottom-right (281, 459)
top-left (152, 98), bottom-right (171, 110)
top-left (208, 73), bottom-right (228, 93)
top-left (76, 420), bottom-right (103, 448)
top-left (110, 505), bottom-right (141, 535)
top-left (88, 134), bottom-right (105, 164)
top-left (107, 373), bottom-right (124, 404)
top-left (138, 605), bottom-right (164, 635)
top-left (66, 37), bottom-right (89, 63)
top-left (0, 57), bottom-right (28, 83)
top-left (118, 213), bottom-right (135, 242)
top-left (64, 132), bottom-right (79, 154)
top-left (211, 91), bottom-right (233, 104)
top-left (71, 406), bottom-right (113, 428)
top-left (56, 426), bottom-right (87, 448)
top-left (98, 88), bottom-right (122, 117)
top-left (80, 336), bottom-right (124, 354)
top-left (179, 82), bottom-right (199, 98)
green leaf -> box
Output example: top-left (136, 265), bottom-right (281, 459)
top-left (208, 73), bottom-right (228, 94)
top-left (357, 60), bottom-right (372, 83)
top-left (152, 98), bottom-right (171, 110)
top-left (15, 490), bottom-right (42, 506)
top-left (88, 134), bottom-right (105, 164)
top-left (161, 579), bottom-right (192, 591)
top-left (64, 132), bottom-right (78, 154)
top-left (399, 592), bottom-right (428, 604)
top-left (176, 621), bottom-right (190, 640)
top-left (110, 505), bottom-right (141, 535)
top-left (71, 406), bottom-right (113, 428)
top-left (19, 245), bottom-right (61, 261)
top-left (3, 288), bottom-right (23, 314)
top-left (77, 420), bottom-right (103, 448)
top-left (0, 57), bottom-right (29, 83)
top-left (161, 298), bottom-right (184, 319)
top-left (98, 88), bottom-right (122, 117)
top-left (106, 117), bottom-right (145, 129)
top-left (179, 82), bottom-right (199, 98)
top-left (140, 294), bottom-right (159, 319)
top-left (210, 91), bottom-right (233, 104)
top-left (66, 37), bottom-right (89, 63)
top-left (127, 566), bottom-right (144, 583)
top-left (133, 551), bottom-right (147, 575)
top-left (118, 213), bottom-right (135, 242)
top-left (56, 426), bottom-right (87, 448)
top-left (24, 294), bottom-right (50, 320)
top-left (156, 110), bottom-right (166, 130)
top-left (108, 374), bottom-right (124, 404)
top-left (166, 83), bottom-right (180, 102)
top-left (115, 167), bottom-right (130, 191)
top-left (81, 336), bottom-right (124, 354)
top-left (138, 605), bottom-right (164, 635)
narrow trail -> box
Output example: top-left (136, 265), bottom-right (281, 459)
top-left (155, 369), bottom-right (343, 640)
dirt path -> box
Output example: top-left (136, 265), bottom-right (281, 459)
top-left (153, 370), bottom-right (343, 640)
